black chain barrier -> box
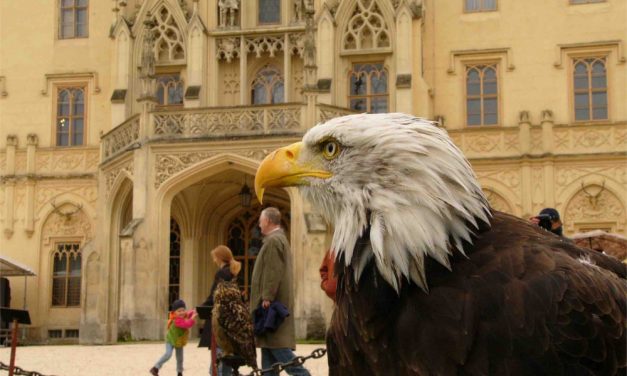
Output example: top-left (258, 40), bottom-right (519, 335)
top-left (0, 361), bottom-right (57, 376)
top-left (227, 348), bottom-right (326, 376)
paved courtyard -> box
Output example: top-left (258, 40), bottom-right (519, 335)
top-left (0, 341), bottom-right (328, 376)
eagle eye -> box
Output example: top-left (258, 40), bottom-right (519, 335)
top-left (321, 140), bottom-right (340, 159)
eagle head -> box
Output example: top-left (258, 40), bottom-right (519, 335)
top-left (255, 113), bottom-right (491, 292)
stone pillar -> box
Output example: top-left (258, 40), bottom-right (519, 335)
top-left (540, 110), bottom-right (554, 155)
top-left (284, 33), bottom-right (291, 103)
top-left (3, 135), bottom-right (17, 238)
top-left (518, 111), bottom-right (531, 155)
top-left (240, 36), bottom-right (248, 105)
top-left (25, 134), bottom-right (38, 237)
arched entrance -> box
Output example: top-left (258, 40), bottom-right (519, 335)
top-left (226, 204), bottom-right (290, 298)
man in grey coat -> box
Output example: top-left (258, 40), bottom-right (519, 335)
top-left (250, 207), bottom-right (310, 376)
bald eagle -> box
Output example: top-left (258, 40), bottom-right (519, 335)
top-left (254, 113), bottom-right (626, 376)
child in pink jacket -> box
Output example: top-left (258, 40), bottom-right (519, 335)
top-left (150, 299), bottom-right (197, 376)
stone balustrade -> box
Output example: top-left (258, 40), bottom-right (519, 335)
top-left (101, 114), bottom-right (140, 161)
top-left (151, 103), bottom-right (305, 138)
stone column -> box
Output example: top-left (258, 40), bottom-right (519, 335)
top-left (240, 36), bottom-right (248, 105)
top-left (3, 135), bottom-right (17, 238)
top-left (284, 34), bottom-right (291, 102)
top-left (25, 134), bottom-right (38, 237)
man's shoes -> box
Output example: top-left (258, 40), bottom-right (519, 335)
top-left (149, 367), bottom-right (159, 375)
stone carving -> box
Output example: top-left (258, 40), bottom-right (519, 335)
top-left (565, 186), bottom-right (624, 223)
top-left (476, 169), bottom-right (521, 189)
top-left (41, 205), bottom-right (93, 245)
top-left (293, 0), bottom-right (305, 23)
top-left (139, 16), bottom-right (157, 99)
top-left (580, 181), bottom-right (606, 210)
top-left (318, 105), bottom-right (358, 123)
top-left (267, 107), bottom-right (301, 130)
top-left (36, 186), bottom-right (98, 216)
top-left (218, 0), bottom-right (239, 28)
top-left (102, 115), bottom-right (140, 159)
top-left (466, 134), bottom-right (500, 153)
top-left (518, 111), bottom-right (530, 123)
top-left (155, 152), bottom-right (218, 188)
top-left (245, 36), bottom-right (284, 58)
top-left (243, 149), bottom-right (271, 161)
top-left (105, 161), bottom-right (134, 194)
top-left (14, 154), bottom-right (26, 174)
top-left (541, 109), bottom-right (553, 122)
top-left (151, 5), bottom-right (186, 62)
top-left (216, 37), bottom-right (240, 62)
top-left (575, 130), bottom-right (610, 149)
top-left (483, 189), bottom-right (513, 214)
top-left (34, 149), bottom-right (99, 174)
top-left (531, 167), bottom-right (544, 214)
top-left (289, 33), bottom-right (306, 59)
top-left (503, 133), bottom-right (520, 152)
top-left (343, 0), bottom-right (390, 51)
top-left (223, 72), bottom-right (240, 95)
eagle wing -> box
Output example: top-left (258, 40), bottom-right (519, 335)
top-left (328, 212), bottom-right (626, 376)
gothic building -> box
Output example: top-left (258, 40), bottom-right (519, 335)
top-left (0, 0), bottom-right (625, 344)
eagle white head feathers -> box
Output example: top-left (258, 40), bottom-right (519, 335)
top-left (255, 113), bottom-right (491, 291)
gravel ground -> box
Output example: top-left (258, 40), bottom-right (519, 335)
top-left (0, 341), bottom-right (328, 376)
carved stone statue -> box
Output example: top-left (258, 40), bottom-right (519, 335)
top-left (293, 0), bottom-right (304, 23)
top-left (219, 0), bottom-right (239, 28)
top-left (139, 16), bottom-right (156, 99)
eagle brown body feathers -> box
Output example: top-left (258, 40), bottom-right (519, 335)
top-left (328, 212), bottom-right (627, 376)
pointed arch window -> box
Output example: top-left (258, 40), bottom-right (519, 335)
top-left (59, 0), bottom-right (88, 39)
top-left (466, 64), bottom-right (498, 126)
top-left (56, 87), bottom-right (85, 146)
top-left (52, 243), bottom-right (82, 307)
top-left (348, 63), bottom-right (388, 113)
top-left (573, 58), bottom-right (607, 121)
top-left (251, 66), bottom-right (284, 105)
top-left (156, 74), bottom-right (184, 106)
top-left (226, 206), bottom-right (290, 299)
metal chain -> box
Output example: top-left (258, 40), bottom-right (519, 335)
top-left (0, 361), bottom-right (57, 376)
top-left (241, 348), bottom-right (326, 376)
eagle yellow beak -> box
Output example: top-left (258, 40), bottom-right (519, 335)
top-left (255, 142), bottom-right (332, 203)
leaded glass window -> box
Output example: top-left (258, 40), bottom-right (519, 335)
top-left (59, 0), bottom-right (88, 39)
top-left (56, 87), bottom-right (85, 147)
top-left (52, 243), bottom-right (82, 307)
top-left (156, 74), bottom-right (184, 106)
top-left (259, 0), bottom-right (281, 24)
top-left (348, 63), bottom-right (388, 113)
top-left (251, 66), bottom-right (284, 105)
top-left (464, 0), bottom-right (497, 12)
top-left (466, 64), bottom-right (498, 126)
top-left (226, 206), bottom-right (290, 299)
top-left (573, 58), bottom-right (608, 121)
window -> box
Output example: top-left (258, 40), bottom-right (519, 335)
top-left (466, 64), bottom-right (498, 126)
top-left (348, 63), bottom-right (389, 113)
top-left (259, 0), bottom-right (281, 24)
top-left (570, 0), bottom-right (604, 4)
top-left (56, 87), bottom-right (85, 147)
top-left (59, 0), bottom-right (88, 39)
top-left (51, 243), bottom-right (82, 307)
top-left (464, 0), bottom-right (497, 12)
top-left (156, 74), bottom-right (184, 106)
top-left (573, 58), bottom-right (607, 121)
top-left (168, 218), bottom-right (181, 309)
top-left (251, 66), bottom-right (284, 105)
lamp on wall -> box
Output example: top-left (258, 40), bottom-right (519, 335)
top-left (239, 177), bottom-right (252, 207)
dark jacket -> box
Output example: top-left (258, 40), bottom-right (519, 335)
top-left (253, 301), bottom-right (290, 336)
top-left (198, 265), bottom-right (234, 348)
